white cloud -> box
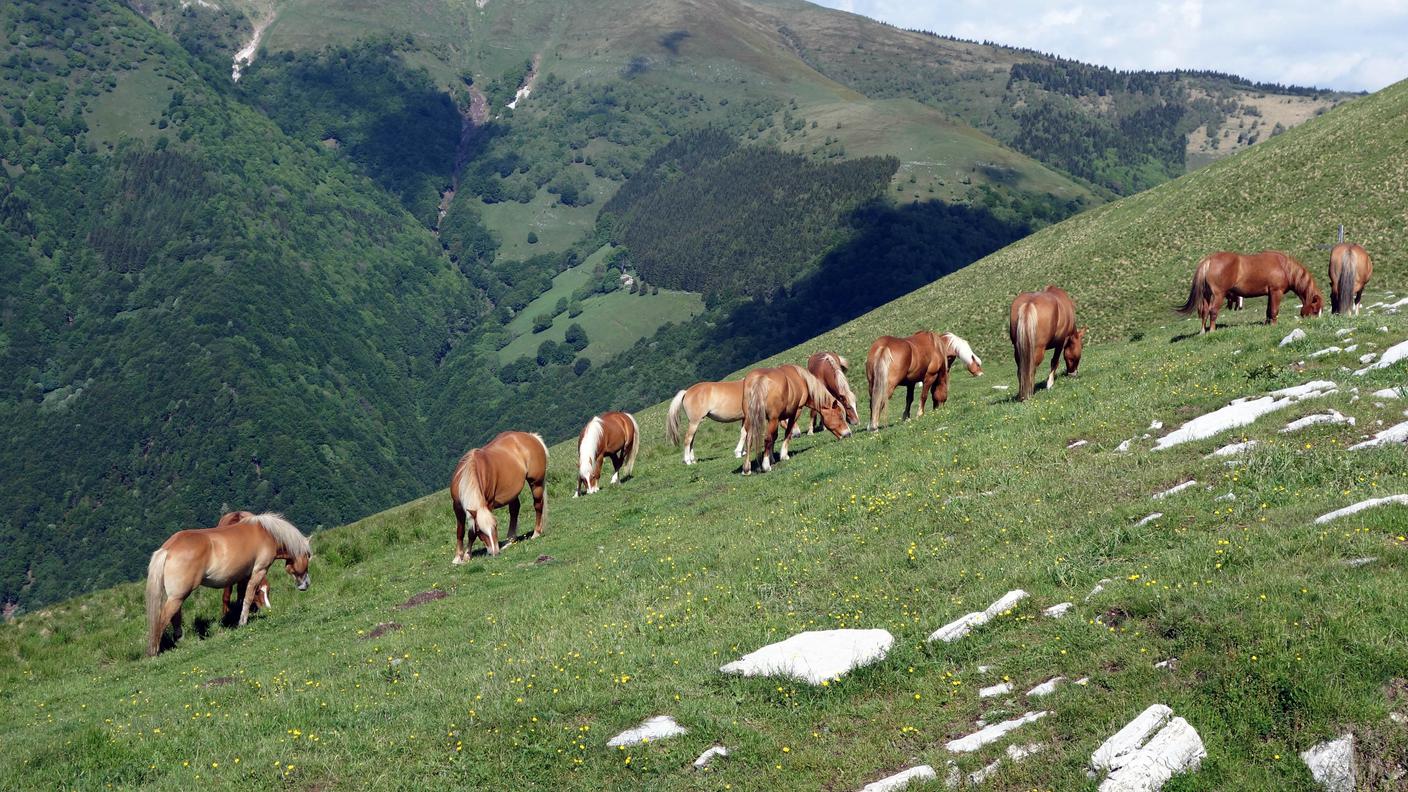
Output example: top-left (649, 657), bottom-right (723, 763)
top-left (810, 0), bottom-right (1408, 91)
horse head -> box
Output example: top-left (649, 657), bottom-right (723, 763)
top-left (1301, 288), bottom-right (1324, 318)
top-left (285, 551), bottom-right (311, 591)
top-left (817, 396), bottom-right (852, 439)
top-left (1064, 328), bottom-right (1086, 375)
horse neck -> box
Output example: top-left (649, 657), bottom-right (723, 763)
top-left (1281, 256), bottom-right (1312, 297)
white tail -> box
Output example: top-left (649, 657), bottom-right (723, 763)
top-left (665, 389), bottom-right (687, 445)
top-left (145, 548), bottom-right (168, 656)
top-left (867, 346), bottom-right (892, 429)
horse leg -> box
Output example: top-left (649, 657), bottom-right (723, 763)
top-left (761, 417), bottom-right (779, 472)
top-left (153, 594), bottom-right (186, 653)
top-left (683, 419), bottom-right (699, 465)
top-left (222, 584), bottom-right (234, 619)
top-left (453, 500), bottom-right (469, 564)
top-left (474, 508), bottom-right (500, 556)
top-left (734, 425), bottom-right (747, 459)
top-left (808, 408), bottom-right (818, 435)
top-left (902, 384), bottom-right (914, 420)
top-left (592, 455), bottom-right (605, 493)
top-left (530, 480), bottom-right (546, 538)
top-left (1046, 343), bottom-right (1065, 390)
top-left (506, 498), bottom-right (521, 543)
top-left (609, 451), bottom-right (622, 485)
top-left (238, 568), bottom-right (267, 627)
top-left (1266, 290), bottom-right (1282, 324)
top-left (780, 416), bottom-right (797, 460)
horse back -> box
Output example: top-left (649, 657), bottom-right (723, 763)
top-left (479, 432), bottom-right (546, 504)
top-left (599, 411), bottom-right (635, 454)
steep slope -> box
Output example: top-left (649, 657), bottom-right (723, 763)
top-left (0, 0), bottom-right (480, 608)
top-left (3, 77), bottom-right (1407, 791)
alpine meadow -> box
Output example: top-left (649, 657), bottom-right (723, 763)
top-left (3, 0), bottom-right (1408, 790)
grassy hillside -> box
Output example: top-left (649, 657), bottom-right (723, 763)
top-left (4, 77), bottom-right (1408, 791)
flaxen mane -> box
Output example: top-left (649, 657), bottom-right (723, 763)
top-left (250, 513), bottom-right (310, 557)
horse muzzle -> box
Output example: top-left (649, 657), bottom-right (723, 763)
top-left (296, 573), bottom-right (310, 591)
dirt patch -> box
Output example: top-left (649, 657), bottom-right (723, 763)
top-left (1101, 607), bottom-right (1131, 628)
top-left (535, 554), bottom-right (555, 564)
top-left (1358, 723), bottom-right (1408, 789)
top-left (396, 590), bottom-right (447, 610)
top-left (364, 622), bottom-right (402, 639)
top-left (204, 676), bottom-right (235, 687)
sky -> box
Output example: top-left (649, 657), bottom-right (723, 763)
top-left (812, 1), bottom-right (1408, 92)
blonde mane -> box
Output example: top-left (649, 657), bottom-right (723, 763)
top-left (250, 512), bottom-right (310, 557)
top-left (941, 332), bottom-right (982, 369)
top-left (798, 366), bottom-right (836, 408)
top-left (578, 417), bottom-right (604, 482)
top-left (454, 449), bottom-right (486, 512)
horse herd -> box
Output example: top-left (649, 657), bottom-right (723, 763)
top-left (142, 243), bottom-right (1373, 655)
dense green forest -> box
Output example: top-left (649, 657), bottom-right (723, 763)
top-left (238, 40), bottom-right (464, 227)
top-left (601, 130), bottom-right (899, 298)
top-left (0, 0), bottom-right (478, 607)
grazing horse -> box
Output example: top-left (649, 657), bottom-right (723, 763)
top-left (742, 364), bottom-right (851, 473)
top-left (666, 380), bottom-right (748, 464)
top-left (215, 510), bottom-right (271, 619)
top-left (145, 512), bottom-right (311, 656)
top-left (1010, 286), bottom-right (1085, 401)
top-left (1329, 243), bottom-right (1373, 316)
top-left (866, 331), bottom-right (982, 430)
top-left (1176, 250), bottom-right (1324, 332)
top-left (576, 411), bottom-right (640, 496)
top-left (451, 431), bottom-right (549, 563)
top-left (803, 352), bottom-right (859, 435)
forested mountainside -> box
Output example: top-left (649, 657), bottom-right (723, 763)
top-left (0, 0), bottom-right (478, 607)
top-left (0, 0), bottom-right (1348, 611)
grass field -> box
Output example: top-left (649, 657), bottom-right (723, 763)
top-left (5, 62), bottom-right (1408, 792)
top-left (84, 63), bottom-right (176, 149)
top-left (476, 173), bottom-right (616, 260)
top-left (499, 285), bottom-right (704, 364)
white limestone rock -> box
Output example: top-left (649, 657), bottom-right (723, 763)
top-left (1026, 677), bottom-right (1065, 698)
top-left (1300, 733), bottom-right (1355, 792)
top-left (1281, 410), bottom-right (1355, 432)
top-left (1152, 480), bottom-right (1197, 500)
top-left (1309, 346), bottom-right (1342, 358)
top-left (1354, 338), bottom-right (1408, 375)
top-left (1206, 440), bottom-right (1258, 458)
top-left (979, 682), bottom-right (1014, 699)
top-left (1153, 381), bottom-right (1336, 450)
top-left (1091, 705), bottom-right (1173, 772)
top-left (928, 590), bottom-right (1028, 643)
top-left (721, 629), bottom-right (892, 685)
top-left (946, 711), bottom-right (1048, 753)
top-left (693, 745), bottom-right (729, 768)
top-left (1098, 716), bottom-right (1206, 792)
top-left (607, 715), bottom-right (686, 747)
top-left (1134, 512), bottom-right (1163, 527)
top-left (1313, 494), bottom-right (1408, 524)
top-left (859, 765), bottom-right (936, 792)
top-left (1372, 387), bottom-right (1403, 399)
top-left (1348, 421), bottom-right (1408, 450)
top-left (1086, 579), bottom-right (1112, 602)
top-left (1279, 328), bottom-right (1307, 346)
top-left (1068, 439), bottom-right (1089, 449)
top-left (1043, 602), bottom-right (1074, 618)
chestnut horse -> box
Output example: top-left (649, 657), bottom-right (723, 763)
top-left (666, 380), bottom-right (748, 465)
top-left (865, 331), bottom-right (983, 430)
top-left (803, 352), bottom-right (859, 435)
top-left (742, 364), bottom-right (851, 474)
top-left (1176, 250), bottom-right (1323, 332)
top-left (576, 410), bottom-right (640, 496)
top-left (451, 430), bottom-right (549, 563)
top-left (146, 512), bottom-right (311, 656)
top-left (1010, 286), bottom-right (1085, 401)
top-left (1329, 243), bottom-right (1373, 316)
top-left (215, 510), bottom-right (271, 619)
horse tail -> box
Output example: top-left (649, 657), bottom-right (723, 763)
top-left (1334, 247), bottom-right (1357, 315)
top-left (665, 389), bottom-right (687, 446)
top-left (744, 374), bottom-right (771, 457)
top-left (578, 416), bottom-right (604, 486)
top-left (621, 413), bottom-right (640, 479)
top-left (1014, 302), bottom-right (1039, 400)
top-left (1176, 257), bottom-right (1211, 314)
top-left (453, 450), bottom-right (483, 514)
top-left (145, 548), bottom-right (167, 655)
top-left (867, 345), bottom-right (891, 429)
